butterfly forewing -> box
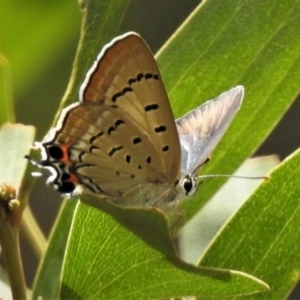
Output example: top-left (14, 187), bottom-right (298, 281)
top-left (40, 32), bottom-right (182, 203)
top-left (80, 32), bottom-right (181, 180)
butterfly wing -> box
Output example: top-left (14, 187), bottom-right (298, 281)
top-left (40, 32), bottom-right (181, 205)
top-left (79, 32), bottom-right (181, 182)
top-left (176, 86), bottom-right (244, 176)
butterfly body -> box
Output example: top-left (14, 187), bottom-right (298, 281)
top-left (35, 32), bottom-right (244, 209)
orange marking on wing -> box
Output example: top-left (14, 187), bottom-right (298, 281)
top-left (67, 173), bottom-right (79, 184)
top-left (59, 145), bottom-right (73, 165)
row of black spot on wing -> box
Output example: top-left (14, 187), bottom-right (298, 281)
top-left (111, 73), bottom-right (159, 103)
top-left (50, 72), bottom-right (171, 194)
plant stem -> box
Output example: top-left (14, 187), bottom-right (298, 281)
top-left (0, 215), bottom-right (27, 299)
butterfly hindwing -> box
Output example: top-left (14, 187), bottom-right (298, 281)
top-left (176, 86), bottom-right (244, 176)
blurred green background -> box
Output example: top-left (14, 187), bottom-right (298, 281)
top-left (1, 0), bottom-right (299, 297)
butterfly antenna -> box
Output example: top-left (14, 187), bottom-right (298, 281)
top-left (24, 154), bottom-right (38, 165)
top-left (197, 174), bottom-right (270, 180)
top-left (24, 155), bottom-right (47, 178)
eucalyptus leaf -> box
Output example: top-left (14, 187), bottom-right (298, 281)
top-left (156, 0), bottom-right (300, 217)
top-left (200, 149), bottom-right (300, 299)
top-left (60, 198), bottom-right (268, 299)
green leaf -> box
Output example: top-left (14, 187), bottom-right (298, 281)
top-left (0, 123), bottom-right (35, 190)
top-left (156, 0), bottom-right (300, 218)
top-left (0, 54), bottom-right (14, 124)
top-left (200, 149), bottom-right (300, 299)
top-left (60, 197), bottom-right (268, 299)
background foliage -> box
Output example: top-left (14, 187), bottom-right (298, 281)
top-left (0, 0), bottom-right (300, 299)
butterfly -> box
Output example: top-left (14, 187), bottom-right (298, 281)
top-left (32, 32), bottom-right (244, 209)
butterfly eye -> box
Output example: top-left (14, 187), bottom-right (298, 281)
top-left (179, 175), bottom-right (198, 197)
